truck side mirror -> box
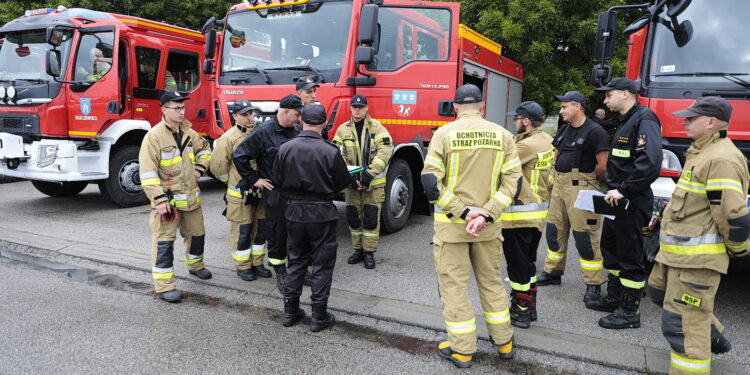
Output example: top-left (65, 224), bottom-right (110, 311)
top-left (623, 15), bottom-right (650, 35)
top-left (595, 11), bottom-right (617, 61)
top-left (205, 29), bottom-right (216, 59)
top-left (47, 27), bottom-right (64, 47)
top-left (355, 46), bottom-right (375, 64)
top-left (201, 16), bottom-right (217, 34)
top-left (203, 60), bottom-right (215, 75)
top-left (673, 20), bottom-right (693, 47)
top-left (667, 0), bottom-right (692, 18)
top-left (46, 50), bottom-right (61, 78)
top-left (358, 4), bottom-right (379, 45)
top-left (590, 63), bottom-right (613, 87)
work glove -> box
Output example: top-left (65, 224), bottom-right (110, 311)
top-left (359, 171), bottom-right (373, 189)
top-left (236, 179), bottom-right (250, 195)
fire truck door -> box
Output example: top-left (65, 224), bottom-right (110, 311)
top-left (131, 45), bottom-right (163, 124)
top-left (67, 28), bottom-right (122, 138)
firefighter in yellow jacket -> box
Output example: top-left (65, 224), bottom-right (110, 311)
top-left (209, 99), bottom-right (273, 282)
top-left (501, 101), bottom-right (553, 328)
top-left (422, 84), bottom-right (521, 368)
top-left (332, 94), bottom-right (393, 269)
top-left (647, 97), bottom-right (749, 375)
top-left (138, 91), bottom-right (213, 303)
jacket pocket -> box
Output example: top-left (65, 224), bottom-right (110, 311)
top-left (159, 145), bottom-right (184, 177)
top-left (226, 197), bottom-right (251, 222)
top-left (668, 188), bottom-right (688, 220)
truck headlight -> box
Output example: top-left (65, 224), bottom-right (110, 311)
top-left (37, 144), bottom-right (58, 168)
top-left (7, 85), bottom-right (16, 100)
top-left (0, 86), bottom-right (6, 99)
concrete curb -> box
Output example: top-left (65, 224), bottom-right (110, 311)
top-left (2, 228), bottom-right (748, 374)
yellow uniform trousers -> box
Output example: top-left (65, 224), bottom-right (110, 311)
top-left (543, 170), bottom-right (605, 285)
top-left (648, 262), bottom-right (722, 375)
top-left (433, 238), bottom-right (513, 354)
top-left (149, 207), bottom-right (206, 293)
top-left (226, 196), bottom-right (266, 270)
top-left (345, 187), bottom-right (385, 252)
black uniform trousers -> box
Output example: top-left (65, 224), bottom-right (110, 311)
top-left (283, 203), bottom-right (339, 303)
top-left (502, 228), bottom-right (542, 288)
top-left (600, 191), bottom-right (652, 287)
top-left (264, 190), bottom-right (289, 266)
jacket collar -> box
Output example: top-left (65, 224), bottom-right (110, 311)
top-left (690, 130), bottom-right (723, 152)
top-left (456, 110), bottom-right (482, 120)
top-left (163, 118), bottom-right (191, 133)
top-left (346, 114), bottom-right (371, 127)
top-left (298, 130), bottom-right (322, 139)
top-left (516, 127), bottom-right (542, 142)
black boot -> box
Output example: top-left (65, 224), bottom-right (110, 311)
top-left (251, 265), bottom-right (273, 278)
top-left (273, 265), bottom-right (286, 294)
top-left (347, 249), bottom-right (364, 264)
top-left (536, 271), bottom-right (561, 286)
top-left (711, 328), bottom-right (732, 354)
top-left (363, 252), bottom-right (375, 269)
top-left (509, 290), bottom-right (532, 329)
top-left (586, 274), bottom-right (622, 312)
top-left (282, 297), bottom-right (305, 327)
top-left (529, 283), bottom-right (538, 322)
top-left (599, 287), bottom-right (642, 329)
top-left (310, 301), bottom-right (335, 332)
top-left (583, 284), bottom-right (601, 306)
top-left (236, 268), bottom-right (257, 281)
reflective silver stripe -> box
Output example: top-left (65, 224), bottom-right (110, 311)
top-left (173, 194), bottom-right (188, 201)
top-left (139, 171), bottom-right (159, 180)
top-left (251, 244), bottom-right (265, 250)
top-left (374, 132), bottom-right (389, 140)
top-left (505, 202), bottom-right (549, 212)
top-left (434, 206), bottom-right (482, 214)
top-left (233, 249), bottom-right (251, 257)
top-left (374, 171), bottom-right (386, 179)
top-left (196, 191), bottom-right (201, 198)
top-left (152, 267), bottom-right (174, 273)
top-left (161, 150), bottom-right (180, 159)
top-left (228, 184), bottom-right (240, 193)
top-left (186, 253), bottom-right (202, 260)
top-left (187, 146), bottom-right (194, 153)
top-left (660, 233), bottom-right (724, 246)
top-left (216, 173), bottom-right (229, 181)
top-left (196, 150), bottom-right (211, 159)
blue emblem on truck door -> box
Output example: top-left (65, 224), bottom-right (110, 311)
top-left (80, 98), bottom-right (91, 115)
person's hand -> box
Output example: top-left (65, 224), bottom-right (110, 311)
top-left (604, 189), bottom-right (624, 207)
top-left (359, 172), bottom-right (373, 189)
top-left (194, 171), bottom-right (201, 181)
top-left (357, 180), bottom-right (366, 191)
top-left (466, 216), bottom-right (487, 237)
top-left (155, 202), bottom-right (170, 215)
top-left (465, 209), bottom-right (489, 222)
top-left (254, 178), bottom-right (274, 190)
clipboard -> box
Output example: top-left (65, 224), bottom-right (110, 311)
top-left (592, 195), bottom-right (629, 217)
top-left (348, 166), bottom-right (364, 175)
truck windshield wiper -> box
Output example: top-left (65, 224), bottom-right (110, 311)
top-left (265, 65), bottom-right (326, 83)
top-left (224, 68), bottom-right (272, 84)
top-left (654, 72), bottom-right (750, 88)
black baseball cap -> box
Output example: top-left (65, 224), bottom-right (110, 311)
top-left (555, 90), bottom-right (587, 107)
top-left (351, 94), bottom-right (368, 107)
top-left (279, 94), bottom-right (304, 111)
top-left (508, 101), bottom-right (546, 122)
top-left (673, 96), bottom-right (733, 122)
top-left (160, 91), bottom-right (190, 106)
top-left (301, 104), bottom-right (327, 125)
top-left (296, 75), bottom-right (320, 91)
top-left (230, 99), bottom-right (256, 115)
top-left (454, 84), bottom-right (483, 104)
top-left (595, 77), bottom-right (638, 93)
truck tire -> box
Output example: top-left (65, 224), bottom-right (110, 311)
top-left (381, 159), bottom-right (413, 234)
top-left (99, 145), bottom-right (148, 207)
top-left (31, 180), bottom-right (88, 197)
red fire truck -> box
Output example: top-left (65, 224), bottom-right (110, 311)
top-left (201, 0), bottom-right (524, 233)
top-left (591, 0), bottom-right (750, 259)
top-left (0, 6), bottom-right (217, 206)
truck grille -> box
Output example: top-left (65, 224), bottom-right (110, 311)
top-left (0, 114), bottom-right (39, 136)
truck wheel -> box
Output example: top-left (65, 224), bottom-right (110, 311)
top-left (99, 145), bottom-right (148, 207)
top-left (381, 159), bottom-right (413, 234)
top-left (31, 180), bottom-right (88, 197)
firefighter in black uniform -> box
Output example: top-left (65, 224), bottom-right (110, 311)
top-left (272, 104), bottom-right (351, 332)
top-left (233, 94), bottom-right (303, 293)
top-left (588, 78), bottom-right (663, 329)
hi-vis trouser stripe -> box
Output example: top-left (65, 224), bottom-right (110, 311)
top-left (425, 156), bottom-right (445, 172)
top-left (216, 173), bottom-right (229, 183)
top-left (251, 244), bottom-right (266, 256)
top-left (484, 310), bottom-right (511, 325)
top-left (546, 248), bottom-right (564, 261)
top-left (500, 202), bottom-right (549, 221)
top-left (268, 257), bottom-right (287, 266)
top-left (232, 249), bottom-right (251, 262)
top-left (579, 258), bottom-right (603, 271)
top-left (660, 233), bottom-right (726, 255)
top-left (350, 229), bottom-right (362, 239)
top-left (670, 352), bottom-right (710, 373)
top-left (152, 267), bottom-right (174, 280)
top-left (363, 229), bottom-right (379, 238)
top-left (160, 150), bottom-right (182, 167)
top-left (185, 253), bottom-right (203, 264)
top-left (140, 171), bottom-right (160, 186)
top-left (619, 277), bottom-right (646, 289)
top-left (227, 183), bottom-right (242, 198)
top-left (445, 318), bottom-right (476, 334)
top-left (509, 281), bottom-right (531, 292)
top-left (706, 178), bottom-right (744, 194)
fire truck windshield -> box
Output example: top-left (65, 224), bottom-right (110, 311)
top-left (220, 1), bottom-right (352, 85)
top-left (0, 29), bottom-right (73, 82)
top-left (648, 0), bottom-right (750, 89)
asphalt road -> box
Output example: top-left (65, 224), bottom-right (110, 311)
top-left (0, 179), bottom-right (748, 367)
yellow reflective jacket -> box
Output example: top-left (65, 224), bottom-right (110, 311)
top-left (332, 115), bottom-right (394, 189)
top-left (138, 118), bottom-right (211, 211)
top-left (657, 130), bottom-right (750, 274)
top-left (421, 110), bottom-right (522, 242)
top-left (501, 128), bottom-right (554, 230)
top-left (209, 122), bottom-right (257, 200)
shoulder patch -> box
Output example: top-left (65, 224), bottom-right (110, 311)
top-left (635, 134), bottom-right (647, 151)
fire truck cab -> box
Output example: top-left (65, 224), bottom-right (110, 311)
top-left (202, 0), bottom-right (523, 233)
top-left (0, 6), bottom-right (216, 206)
